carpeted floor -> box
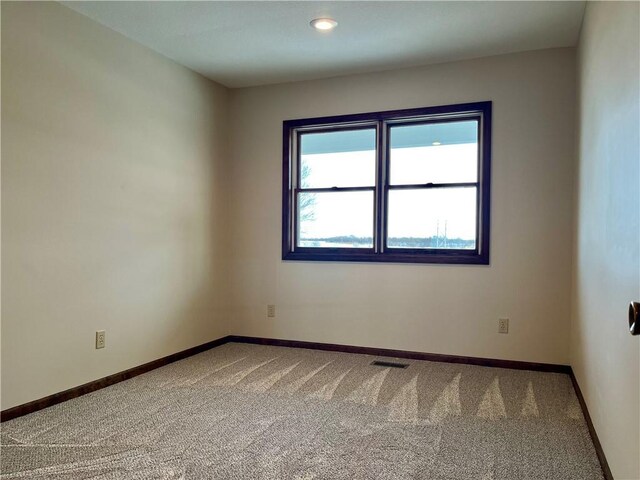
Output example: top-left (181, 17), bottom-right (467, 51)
top-left (1, 343), bottom-right (603, 479)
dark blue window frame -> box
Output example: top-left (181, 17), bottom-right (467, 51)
top-left (282, 101), bottom-right (492, 265)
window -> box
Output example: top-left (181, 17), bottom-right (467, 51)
top-left (282, 102), bottom-right (491, 264)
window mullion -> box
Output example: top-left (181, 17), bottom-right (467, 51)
top-left (375, 120), bottom-right (387, 254)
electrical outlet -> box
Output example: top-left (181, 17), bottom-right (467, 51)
top-left (267, 304), bottom-right (276, 318)
top-left (498, 318), bottom-right (509, 334)
top-left (95, 330), bottom-right (106, 349)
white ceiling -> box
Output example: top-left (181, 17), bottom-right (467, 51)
top-left (62, 1), bottom-right (586, 88)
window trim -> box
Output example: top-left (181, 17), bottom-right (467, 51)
top-left (282, 101), bottom-right (492, 265)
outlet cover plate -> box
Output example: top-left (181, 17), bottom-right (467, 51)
top-left (498, 318), bottom-right (509, 334)
top-left (96, 330), bottom-right (106, 349)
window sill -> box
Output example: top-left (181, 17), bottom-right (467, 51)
top-left (282, 250), bottom-right (489, 265)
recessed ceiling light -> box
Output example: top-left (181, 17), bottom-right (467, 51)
top-left (310, 18), bottom-right (338, 32)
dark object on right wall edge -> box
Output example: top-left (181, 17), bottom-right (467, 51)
top-left (629, 302), bottom-right (640, 336)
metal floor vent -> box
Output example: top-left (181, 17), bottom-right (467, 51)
top-left (370, 360), bottom-right (409, 369)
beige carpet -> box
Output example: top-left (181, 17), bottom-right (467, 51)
top-left (1, 343), bottom-right (603, 479)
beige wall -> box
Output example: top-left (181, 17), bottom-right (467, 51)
top-left (572, 2), bottom-right (640, 478)
top-left (227, 48), bottom-right (576, 365)
top-left (1, 2), bottom-right (231, 409)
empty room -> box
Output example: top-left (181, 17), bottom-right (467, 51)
top-left (1, 1), bottom-right (639, 479)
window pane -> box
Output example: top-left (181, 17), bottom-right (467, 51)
top-left (387, 188), bottom-right (477, 249)
top-left (300, 129), bottom-right (376, 188)
top-left (298, 191), bottom-right (373, 248)
top-left (389, 121), bottom-right (478, 185)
